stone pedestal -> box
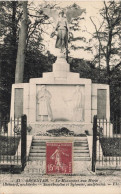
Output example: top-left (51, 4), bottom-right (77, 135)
top-left (10, 54), bottom-right (110, 135)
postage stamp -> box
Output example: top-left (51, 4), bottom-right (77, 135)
top-left (46, 142), bottom-right (72, 174)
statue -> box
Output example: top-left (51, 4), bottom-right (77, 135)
top-left (43, 6), bottom-right (83, 56)
top-left (52, 10), bottom-right (69, 53)
top-left (63, 85), bottom-right (84, 121)
top-left (73, 85), bottom-right (84, 121)
top-left (37, 85), bottom-right (53, 121)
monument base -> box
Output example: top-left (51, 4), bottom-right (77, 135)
top-left (10, 55), bottom-right (110, 136)
top-left (28, 122), bottom-right (93, 135)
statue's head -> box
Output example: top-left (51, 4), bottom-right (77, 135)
top-left (59, 10), bottom-right (65, 17)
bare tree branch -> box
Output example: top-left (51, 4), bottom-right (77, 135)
top-left (90, 16), bottom-right (106, 57)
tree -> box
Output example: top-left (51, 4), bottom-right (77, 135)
top-left (90, 1), bottom-right (121, 83)
top-left (0, 1), bottom-right (23, 118)
top-left (15, 1), bottom-right (28, 83)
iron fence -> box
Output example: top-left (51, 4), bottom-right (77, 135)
top-left (0, 115), bottom-right (27, 172)
top-left (92, 115), bottom-right (121, 171)
top-left (21, 115), bottom-right (27, 171)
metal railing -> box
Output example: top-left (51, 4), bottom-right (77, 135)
top-left (0, 115), bottom-right (27, 172)
top-left (21, 115), bottom-right (27, 171)
top-left (92, 115), bottom-right (97, 172)
top-left (92, 115), bottom-right (121, 172)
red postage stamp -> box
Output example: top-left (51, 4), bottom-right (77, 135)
top-left (46, 142), bottom-right (72, 174)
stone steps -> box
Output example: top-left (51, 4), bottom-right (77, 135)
top-left (23, 136), bottom-right (91, 174)
top-left (29, 152), bottom-right (89, 157)
top-left (28, 156), bottom-right (91, 162)
top-left (30, 149), bottom-right (46, 153)
top-left (29, 156), bottom-right (45, 160)
top-left (32, 141), bottom-right (88, 145)
top-left (32, 138), bottom-right (87, 142)
top-left (32, 139), bottom-right (87, 142)
top-left (28, 136), bottom-right (91, 162)
top-left (74, 157), bottom-right (91, 161)
top-left (31, 146), bottom-right (88, 150)
top-left (75, 148), bottom-right (88, 151)
top-left (30, 149), bottom-right (89, 153)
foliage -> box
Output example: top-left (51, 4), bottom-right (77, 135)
top-left (24, 50), bottom-right (56, 82)
top-left (90, 1), bottom-right (121, 80)
top-left (0, 136), bottom-right (20, 155)
top-left (0, 1), bottom-right (22, 117)
top-left (0, 1), bottom-right (121, 120)
top-left (100, 138), bottom-right (121, 156)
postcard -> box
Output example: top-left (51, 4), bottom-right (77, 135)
top-left (0, 0), bottom-right (121, 193)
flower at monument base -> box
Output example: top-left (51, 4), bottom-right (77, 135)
top-left (14, 125), bottom-right (21, 134)
top-left (27, 125), bottom-right (32, 133)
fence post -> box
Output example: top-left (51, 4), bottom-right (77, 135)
top-left (21, 115), bottom-right (27, 171)
top-left (119, 81), bottom-right (121, 133)
top-left (92, 115), bottom-right (97, 172)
